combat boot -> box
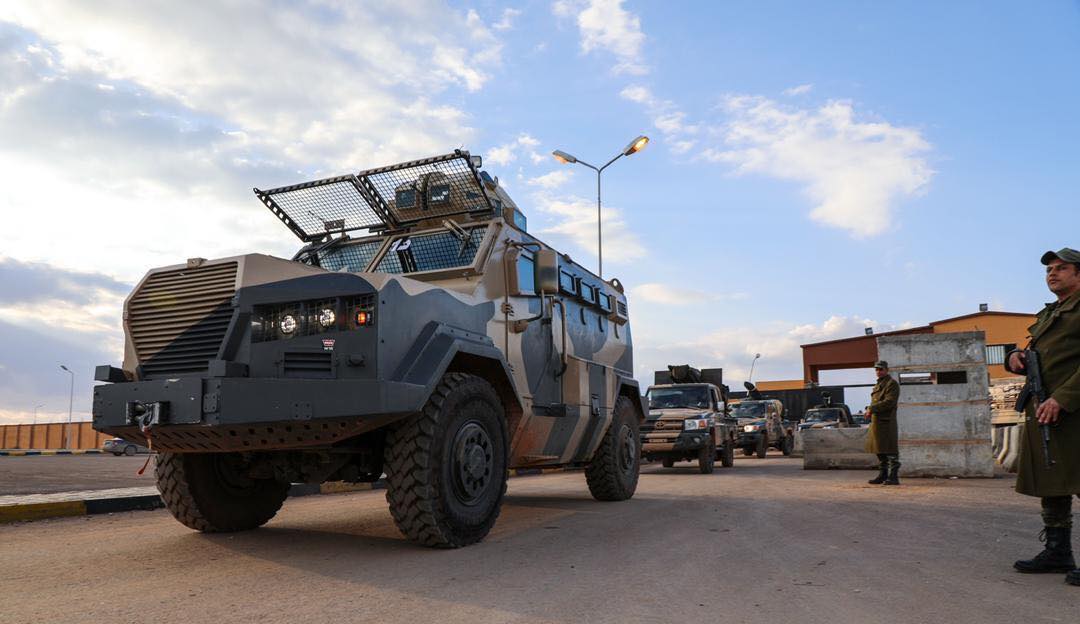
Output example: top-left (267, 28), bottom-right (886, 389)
top-left (1014, 527), bottom-right (1075, 573)
top-left (883, 462), bottom-right (901, 486)
top-left (867, 465), bottom-right (887, 485)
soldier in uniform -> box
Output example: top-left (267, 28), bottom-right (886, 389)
top-left (1005, 248), bottom-right (1080, 586)
top-left (865, 360), bottom-right (902, 485)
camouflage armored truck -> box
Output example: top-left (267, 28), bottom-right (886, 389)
top-left (732, 397), bottom-right (795, 458)
top-left (641, 365), bottom-right (737, 473)
top-left (91, 151), bottom-right (645, 548)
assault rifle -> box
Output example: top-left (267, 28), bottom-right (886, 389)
top-left (1015, 348), bottom-right (1055, 469)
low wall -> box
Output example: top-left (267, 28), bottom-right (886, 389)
top-left (801, 428), bottom-right (878, 469)
top-left (0, 422), bottom-right (109, 450)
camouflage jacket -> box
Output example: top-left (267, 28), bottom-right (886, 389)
top-left (864, 375), bottom-right (900, 455)
top-left (1007, 290), bottom-right (1080, 497)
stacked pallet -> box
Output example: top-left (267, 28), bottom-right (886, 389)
top-left (990, 378), bottom-right (1025, 426)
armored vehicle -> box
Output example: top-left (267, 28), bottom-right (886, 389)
top-left (641, 365), bottom-right (737, 473)
top-left (732, 398), bottom-right (795, 458)
top-left (798, 394), bottom-right (857, 431)
top-left (91, 151), bottom-right (645, 548)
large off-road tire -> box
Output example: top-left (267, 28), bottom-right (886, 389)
top-left (155, 452), bottom-right (289, 533)
top-left (781, 434), bottom-right (794, 456)
top-left (585, 396), bottom-right (640, 501)
top-left (698, 439), bottom-right (716, 474)
top-left (383, 373), bottom-right (508, 548)
top-left (756, 435), bottom-right (768, 459)
top-left (742, 446), bottom-right (754, 457)
top-left (720, 440), bottom-right (735, 468)
top-left (661, 457), bottom-right (675, 468)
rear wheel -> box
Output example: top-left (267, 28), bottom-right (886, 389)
top-left (661, 457), bottom-right (675, 468)
top-left (698, 439), bottom-right (716, 474)
top-left (781, 434), bottom-right (794, 456)
top-left (742, 447), bottom-right (754, 456)
top-left (720, 440), bottom-right (735, 468)
top-left (756, 435), bottom-right (768, 459)
top-left (383, 373), bottom-right (508, 548)
top-left (123, 445), bottom-right (137, 456)
top-left (586, 396), bottom-right (640, 501)
top-left (155, 452), bottom-right (289, 532)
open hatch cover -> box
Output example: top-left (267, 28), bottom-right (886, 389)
top-left (254, 151), bottom-right (496, 242)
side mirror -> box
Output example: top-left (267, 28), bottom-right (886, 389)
top-left (535, 249), bottom-right (559, 293)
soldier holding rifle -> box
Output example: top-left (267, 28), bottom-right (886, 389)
top-left (1005, 248), bottom-right (1080, 586)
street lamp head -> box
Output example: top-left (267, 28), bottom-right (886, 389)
top-left (60, 365), bottom-right (70, 372)
top-left (622, 135), bottom-right (650, 156)
top-left (552, 149), bottom-right (578, 165)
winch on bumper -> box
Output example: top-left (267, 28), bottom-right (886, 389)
top-left (92, 376), bottom-right (428, 452)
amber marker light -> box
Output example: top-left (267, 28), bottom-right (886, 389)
top-left (355, 310), bottom-right (370, 326)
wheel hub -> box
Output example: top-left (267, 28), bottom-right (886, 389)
top-left (618, 424), bottom-right (636, 474)
top-left (451, 421), bottom-right (494, 506)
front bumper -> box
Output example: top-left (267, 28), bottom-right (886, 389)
top-left (737, 431), bottom-right (764, 447)
top-left (93, 376), bottom-right (428, 452)
top-left (641, 431), bottom-right (710, 455)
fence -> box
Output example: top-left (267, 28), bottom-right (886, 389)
top-left (0, 422), bottom-right (110, 450)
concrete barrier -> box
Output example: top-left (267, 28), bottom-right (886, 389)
top-left (879, 332), bottom-right (994, 478)
top-left (801, 428), bottom-right (878, 469)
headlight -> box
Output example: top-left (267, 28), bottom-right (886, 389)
top-left (318, 308), bottom-right (336, 328)
top-left (279, 314), bottom-right (298, 335)
top-left (743, 424), bottom-right (759, 433)
top-left (684, 418), bottom-right (708, 431)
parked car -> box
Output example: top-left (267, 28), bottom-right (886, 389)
top-left (102, 438), bottom-right (149, 456)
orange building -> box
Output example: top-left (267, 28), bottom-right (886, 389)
top-left (801, 311), bottom-right (1036, 382)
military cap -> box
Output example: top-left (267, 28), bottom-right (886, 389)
top-left (873, 360), bottom-right (889, 370)
top-left (1041, 248), bottom-right (1080, 265)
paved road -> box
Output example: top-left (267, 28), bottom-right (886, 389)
top-left (0, 454), bottom-right (151, 495)
top-left (1, 456), bottom-right (1074, 623)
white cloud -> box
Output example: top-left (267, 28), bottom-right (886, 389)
top-left (619, 84), bottom-right (698, 150)
top-left (784, 83), bottom-right (813, 96)
top-left (0, 2), bottom-right (510, 281)
top-left (486, 133), bottom-right (544, 166)
top-left (631, 283), bottom-right (748, 306)
top-left (634, 315), bottom-right (885, 387)
top-left (534, 194), bottom-right (645, 263)
top-left (701, 96), bottom-right (933, 237)
top-left (555, 0), bottom-right (647, 75)
top-left (527, 170), bottom-right (574, 189)
top-left (493, 8), bottom-right (523, 31)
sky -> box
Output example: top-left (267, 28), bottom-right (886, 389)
top-left (1, 1), bottom-right (1078, 424)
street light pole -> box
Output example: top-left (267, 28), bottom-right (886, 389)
top-left (552, 135), bottom-right (649, 279)
top-left (748, 353), bottom-right (761, 384)
top-left (60, 365), bottom-right (74, 449)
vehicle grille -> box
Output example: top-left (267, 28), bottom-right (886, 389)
top-left (283, 351), bottom-right (333, 378)
top-left (128, 262), bottom-right (238, 378)
top-left (640, 420), bottom-right (683, 434)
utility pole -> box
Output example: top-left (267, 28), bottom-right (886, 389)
top-left (60, 365), bottom-right (74, 449)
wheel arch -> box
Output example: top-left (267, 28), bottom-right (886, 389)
top-left (615, 375), bottom-right (647, 423)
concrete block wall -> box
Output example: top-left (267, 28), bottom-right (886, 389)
top-left (878, 332), bottom-right (994, 477)
top-left (800, 428), bottom-right (878, 469)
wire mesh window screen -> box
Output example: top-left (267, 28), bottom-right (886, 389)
top-left (266, 178), bottom-right (385, 238)
top-left (362, 157), bottom-right (491, 224)
top-left (319, 239), bottom-right (384, 272)
top-left (376, 226), bottom-right (488, 274)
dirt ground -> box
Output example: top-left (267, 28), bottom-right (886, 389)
top-left (1, 456), bottom-right (1075, 623)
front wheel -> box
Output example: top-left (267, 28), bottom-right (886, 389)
top-left (698, 440), bottom-right (716, 474)
top-left (384, 373), bottom-right (508, 548)
top-left (781, 434), bottom-right (794, 456)
top-left (155, 452), bottom-right (289, 532)
top-left (586, 396), bottom-right (640, 501)
top-left (123, 445), bottom-right (137, 456)
top-left (756, 435), bottom-right (768, 459)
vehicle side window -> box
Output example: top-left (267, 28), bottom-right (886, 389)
top-left (516, 253), bottom-right (536, 295)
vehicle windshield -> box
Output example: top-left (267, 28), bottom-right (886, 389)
top-left (648, 387), bottom-right (710, 410)
top-left (732, 402), bottom-right (766, 418)
top-left (318, 238), bottom-right (385, 272)
top-left (804, 408), bottom-right (842, 422)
